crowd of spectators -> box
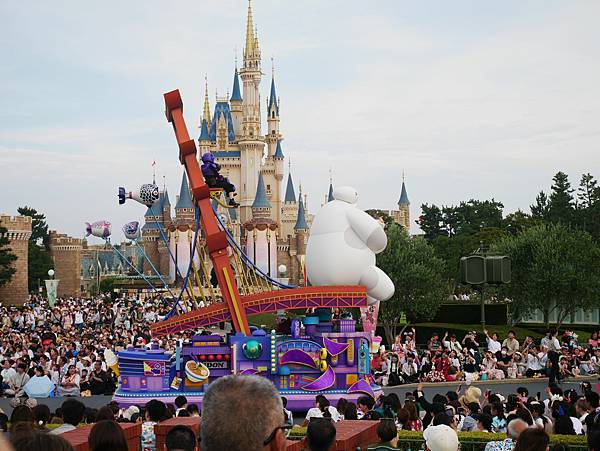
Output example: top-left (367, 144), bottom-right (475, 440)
top-left (0, 295), bottom-right (190, 399)
top-left (2, 373), bottom-right (600, 450)
top-left (371, 327), bottom-right (600, 386)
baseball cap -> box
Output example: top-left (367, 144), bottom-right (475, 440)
top-left (423, 424), bottom-right (459, 451)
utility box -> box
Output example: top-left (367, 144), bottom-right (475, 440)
top-left (460, 255), bottom-right (486, 285)
top-left (485, 256), bottom-right (511, 284)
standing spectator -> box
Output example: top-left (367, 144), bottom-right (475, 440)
top-left (306, 418), bottom-right (336, 451)
top-left (141, 399), bottom-right (167, 451)
top-left (175, 395), bottom-right (188, 417)
top-left (357, 396), bottom-right (381, 421)
top-left (542, 330), bottom-right (561, 385)
top-left (484, 418), bottom-right (528, 451)
top-left (89, 420), bottom-right (128, 451)
top-left (514, 428), bottom-right (549, 451)
top-left (423, 424), bottom-right (459, 451)
top-left (166, 426), bottom-right (198, 451)
top-left (89, 361), bottom-right (108, 395)
top-left (201, 375), bottom-right (287, 451)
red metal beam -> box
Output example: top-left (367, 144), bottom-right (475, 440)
top-left (164, 90), bottom-right (250, 336)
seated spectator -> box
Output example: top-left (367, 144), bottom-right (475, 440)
top-left (367, 418), bottom-right (398, 450)
top-left (200, 375), bottom-right (289, 451)
top-left (186, 404), bottom-right (200, 418)
top-left (175, 395), bottom-right (188, 417)
top-left (282, 397), bottom-right (294, 426)
top-left (5, 363), bottom-right (30, 397)
top-left (423, 424), bottom-right (459, 451)
top-left (89, 420), bottom-right (128, 451)
top-left (357, 395), bottom-right (381, 421)
top-left (306, 418), bottom-right (336, 451)
top-left (484, 418), bottom-right (528, 451)
top-left (344, 403), bottom-right (358, 420)
top-left (514, 428), bottom-right (550, 451)
top-left (141, 399), bottom-right (167, 451)
top-left (303, 395), bottom-right (340, 425)
top-left (12, 430), bottom-right (75, 451)
top-left (166, 425), bottom-right (198, 451)
top-left (57, 365), bottom-right (80, 397)
top-left (50, 399), bottom-right (85, 435)
top-left (96, 405), bottom-right (116, 422)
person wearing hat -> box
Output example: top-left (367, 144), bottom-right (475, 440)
top-left (423, 424), bottom-right (459, 451)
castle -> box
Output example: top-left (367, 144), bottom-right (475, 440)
top-left (41, 1), bottom-right (411, 298)
top-left (140, 1), bottom-right (314, 286)
top-left (0, 215), bottom-right (32, 305)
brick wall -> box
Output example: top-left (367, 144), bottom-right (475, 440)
top-left (0, 215), bottom-right (32, 305)
top-left (49, 230), bottom-right (83, 297)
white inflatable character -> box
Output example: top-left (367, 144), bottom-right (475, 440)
top-left (306, 186), bottom-right (395, 304)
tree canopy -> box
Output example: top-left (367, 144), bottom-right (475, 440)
top-left (376, 224), bottom-right (449, 344)
top-left (0, 226), bottom-right (17, 288)
top-left (17, 206), bottom-right (53, 292)
top-left (492, 223), bottom-right (600, 328)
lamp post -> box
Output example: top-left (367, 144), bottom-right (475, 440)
top-left (45, 269), bottom-right (59, 308)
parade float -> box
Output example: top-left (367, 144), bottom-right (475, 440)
top-left (111, 90), bottom-right (395, 410)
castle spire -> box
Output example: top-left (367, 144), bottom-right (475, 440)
top-left (230, 68), bottom-right (242, 102)
top-left (268, 58), bottom-right (279, 114)
top-left (398, 177), bottom-right (410, 206)
top-left (295, 193), bottom-right (308, 231)
top-left (244, 0), bottom-right (255, 57)
top-left (284, 172), bottom-right (296, 203)
top-left (203, 76), bottom-right (211, 130)
top-left (252, 173), bottom-right (271, 209)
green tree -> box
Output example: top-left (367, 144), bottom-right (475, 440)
top-left (576, 173), bottom-right (600, 239)
top-left (530, 191), bottom-right (550, 220)
top-left (17, 206), bottom-right (53, 292)
top-left (377, 225), bottom-right (449, 344)
top-left (17, 206), bottom-right (49, 248)
top-left (547, 172), bottom-right (575, 225)
top-left (365, 209), bottom-right (395, 228)
top-left (492, 223), bottom-right (600, 328)
top-left (99, 277), bottom-right (116, 294)
top-left (0, 226), bottom-right (17, 287)
top-left (502, 210), bottom-right (540, 236)
top-left (417, 204), bottom-right (445, 240)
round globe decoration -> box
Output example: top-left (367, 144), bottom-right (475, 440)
top-left (242, 340), bottom-right (263, 360)
top-left (48, 269), bottom-right (55, 277)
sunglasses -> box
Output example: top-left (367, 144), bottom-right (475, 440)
top-left (263, 424), bottom-right (293, 446)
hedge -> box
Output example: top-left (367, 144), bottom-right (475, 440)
top-left (289, 427), bottom-right (588, 450)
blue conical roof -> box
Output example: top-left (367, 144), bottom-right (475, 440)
top-left (274, 140), bottom-right (284, 158)
top-left (284, 173), bottom-right (296, 203)
top-left (252, 173), bottom-right (271, 209)
top-left (199, 118), bottom-right (210, 141)
top-left (230, 69), bottom-right (242, 102)
top-left (162, 188), bottom-right (170, 207)
top-left (268, 76), bottom-right (279, 114)
top-left (327, 183), bottom-right (334, 202)
top-left (294, 197), bottom-right (308, 230)
top-left (144, 203), bottom-right (160, 217)
top-left (176, 172), bottom-right (194, 209)
top-left (398, 181), bottom-right (409, 205)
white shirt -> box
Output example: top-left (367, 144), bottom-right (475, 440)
top-left (486, 337), bottom-right (501, 354)
top-left (50, 424), bottom-right (77, 435)
top-left (1, 367), bottom-right (16, 383)
top-left (571, 416), bottom-right (583, 435)
top-left (305, 406), bottom-right (341, 422)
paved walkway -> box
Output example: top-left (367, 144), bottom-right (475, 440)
top-left (383, 375), bottom-right (598, 399)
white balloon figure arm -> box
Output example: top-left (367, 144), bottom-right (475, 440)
top-left (345, 208), bottom-right (388, 253)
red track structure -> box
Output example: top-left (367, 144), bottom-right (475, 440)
top-left (157, 90), bottom-right (367, 339)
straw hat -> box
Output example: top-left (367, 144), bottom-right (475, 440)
top-left (459, 386), bottom-right (482, 407)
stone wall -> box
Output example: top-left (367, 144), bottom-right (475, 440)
top-left (0, 215), bottom-right (32, 305)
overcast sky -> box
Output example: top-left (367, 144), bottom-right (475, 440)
top-left (1, 0), bottom-right (599, 240)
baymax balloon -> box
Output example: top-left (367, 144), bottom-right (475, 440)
top-left (123, 221), bottom-right (141, 241)
top-left (118, 183), bottom-right (159, 207)
top-left (85, 221), bottom-right (111, 239)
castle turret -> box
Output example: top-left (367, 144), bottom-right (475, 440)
top-left (198, 119), bottom-right (211, 155)
top-left (0, 215), bottom-right (32, 305)
top-left (395, 176), bottom-right (410, 230)
top-left (244, 173), bottom-right (278, 278)
top-left (175, 172), bottom-right (195, 222)
top-left (230, 68), bottom-right (243, 138)
top-left (48, 229), bottom-right (82, 298)
top-left (294, 196), bottom-right (308, 286)
top-left (266, 68), bottom-right (281, 158)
